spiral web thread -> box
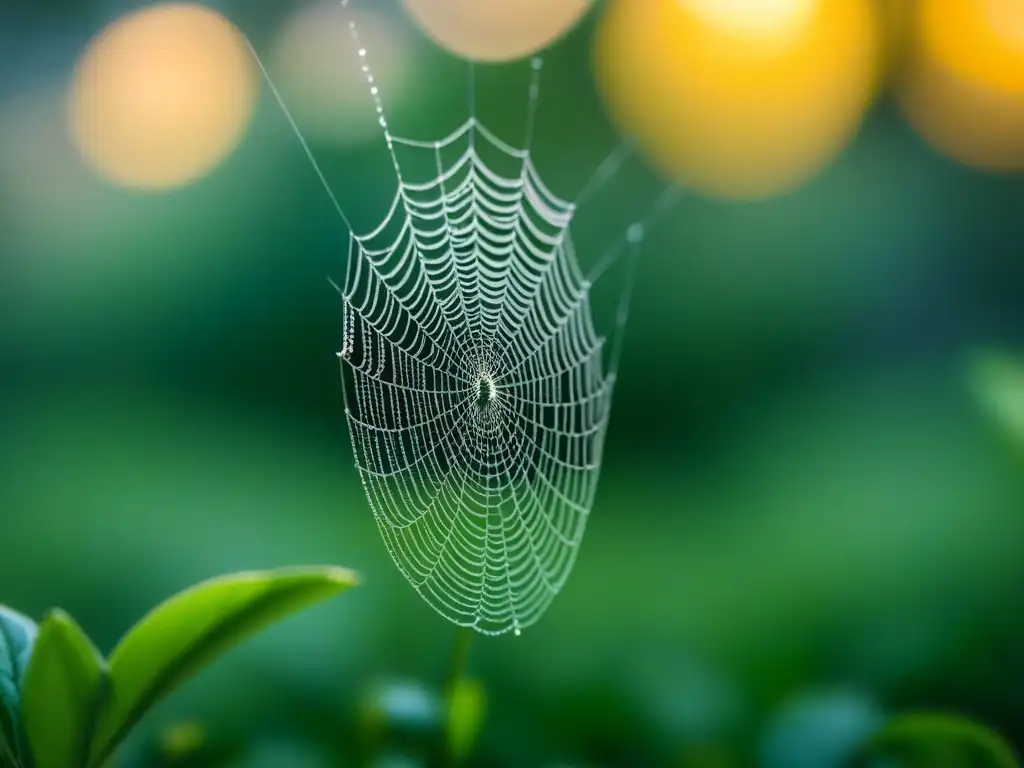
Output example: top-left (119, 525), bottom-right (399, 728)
top-left (250, 1), bottom-right (679, 635)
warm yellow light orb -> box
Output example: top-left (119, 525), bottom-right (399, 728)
top-left (594, 0), bottom-right (879, 200)
top-left (898, 0), bottom-right (1024, 171)
top-left (402, 0), bottom-right (592, 62)
top-left (272, 3), bottom-right (412, 148)
top-left (69, 3), bottom-right (257, 190)
top-left (681, 0), bottom-right (816, 48)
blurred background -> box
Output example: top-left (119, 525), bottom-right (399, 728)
top-left (2, 0), bottom-right (1024, 765)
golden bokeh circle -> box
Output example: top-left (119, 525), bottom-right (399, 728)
top-left (403, 0), bottom-right (592, 62)
top-left (69, 2), bottom-right (257, 190)
top-left (594, 0), bottom-right (880, 200)
top-left (898, 0), bottom-right (1024, 172)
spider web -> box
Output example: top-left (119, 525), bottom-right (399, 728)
top-left (250, 1), bottom-right (679, 635)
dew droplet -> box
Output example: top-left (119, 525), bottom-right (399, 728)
top-left (514, 627), bottom-right (521, 636)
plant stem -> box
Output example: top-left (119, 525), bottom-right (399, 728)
top-left (444, 626), bottom-right (474, 694)
top-left (441, 627), bottom-right (474, 767)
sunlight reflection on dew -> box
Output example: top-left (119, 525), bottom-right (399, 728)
top-left (68, 3), bottom-right (256, 191)
top-left (272, 2), bottom-right (414, 149)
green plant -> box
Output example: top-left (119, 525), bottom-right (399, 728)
top-left (356, 629), bottom-right (485, 768)
top-left (0, 566), bottom-right (358, 768)
top-left (970, 349), bottom-right (1024, 453)
top-left (850, 711), bottom-right (1021, 767)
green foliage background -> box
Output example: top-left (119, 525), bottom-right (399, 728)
top-left (2, 0), bottom-right (1024, 764)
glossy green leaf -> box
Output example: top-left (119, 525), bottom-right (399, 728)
top-left (0, 606), bottom-right (39, 765)
top-left (446, 676), bottom-right (486, 764)
top-left (21, 609), bottom-right (107, 768)
top-left (970, 350), bottom-right (1024, 451)
top-left (88, 565), bottom-right (358, 768)
top-left (852, 711), bottom-right (1020, 768)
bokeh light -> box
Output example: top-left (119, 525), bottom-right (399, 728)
top-left (593, 0), bottom-right (880, 200)
top-left (897, 0), bottom-right (1024, 172)
top-left (272, 2), bottom-right (413, 148)
top-left (68, 2), bottom-right (257, 191)
top-left (402, 0), bottom-right (592, 62)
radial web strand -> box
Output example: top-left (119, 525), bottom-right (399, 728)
top-left (250, 2), bottom-right (680, 635)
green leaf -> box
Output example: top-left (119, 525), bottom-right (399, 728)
top-left (0, 606), bottom-right (39, 764)
top-left (852, 711), bottom-right (1020, 768)
top-left (21, 609), bottom-right (107, 768)
top-left (446, 676), bottom-right (486, 764)
top-left (1, 687), bottom-right (18, 768)
top-left (88, 565), bottom-right (359, 768)
top-left (970, 350), bottom-right (1024, 450)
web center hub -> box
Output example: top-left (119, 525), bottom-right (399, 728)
top-left (475, 375), bottom-right (497, 409)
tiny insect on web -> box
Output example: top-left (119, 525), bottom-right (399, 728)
top-left (247, 0), bottom-right (681, 636)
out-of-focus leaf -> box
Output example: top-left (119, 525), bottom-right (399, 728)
top-left (21, 609), bottom-right (107, 768)
top-left (242, 738), bottom-right (338, 768)
top-left (760, 689), bottom-right (884, 768)
top-left (362, 679), bottom-right (443, 749)
top-left (0, 720), bottom-right (15, 768)
top-left (0, 606), bottom-right (39, 764)
top-left (149, 719), bottom-right (245, 768)
top-left (677, 745), bottom-right (740, 768)
top-left (851, 712), bottom-right (1020, 768)
top-left (158, 720), bottom-right (206, 759)
top-left (87, 565), bottom-right (359, 768)
top-left (446, 676), bottom-right (486, 764)
top-left (970, 350), bottom-right (1024, 451)
top-left (1, 698), bottom-right (18, 768)
top-left (368, 752), bottom-right (425, 768)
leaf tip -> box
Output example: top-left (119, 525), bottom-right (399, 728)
top-left (38, 608), bottom-right (73, 628)
top-left (322, 565), bottom-right (362, 587)
top-left (272, 565), bottom-right (362, 589)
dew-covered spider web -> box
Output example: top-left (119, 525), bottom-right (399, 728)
top-left (251, 0), bottom-right (679, 635)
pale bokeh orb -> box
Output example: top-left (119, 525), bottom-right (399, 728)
top-left (594, 0), bottom-right (880, 200)
top-left (403, 0), bottom-right (592, 62)
top-left (69, 3), bottom-right (257, 190)
top-left (898, 0), bottom-right (1024, 172)
top-left (272, 3), bottom-right (413, 148)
